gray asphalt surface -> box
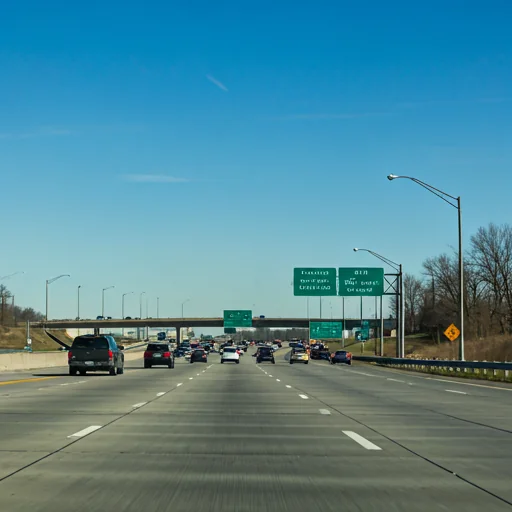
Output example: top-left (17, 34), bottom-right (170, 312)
top-left (0, 347), bottom-right (511, 511)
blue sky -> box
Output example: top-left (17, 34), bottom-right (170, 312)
top-left (1, 0), bottom-right (511, 329)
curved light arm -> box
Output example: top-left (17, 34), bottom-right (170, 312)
top-left (387, 174), bottom-right (459, 209)
top-left (353, 248), bottom-right (400, 272)
top-left (47, 274), bottom-right (70, 285)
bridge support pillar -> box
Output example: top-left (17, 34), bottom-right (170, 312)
top-left (176, 326), bottom-right (181, 347)
top-left (94, 327), bottom-right (100, 336)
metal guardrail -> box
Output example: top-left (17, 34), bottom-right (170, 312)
top-left (353, 355), bottom-right (512, 371)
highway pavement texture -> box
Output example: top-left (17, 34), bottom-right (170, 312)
top-left (0, 348), bottom-right (511, 511)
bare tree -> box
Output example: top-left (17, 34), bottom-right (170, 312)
top-left (403, 274), bottom-right (423, 334)
top-left (470, 223), bottom-right (512, 333)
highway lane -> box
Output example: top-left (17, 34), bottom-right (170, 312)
top-left (0, 350), bottom-right (510, 511)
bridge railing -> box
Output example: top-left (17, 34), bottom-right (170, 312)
top-left (353, 355), bottom-right (512, 379)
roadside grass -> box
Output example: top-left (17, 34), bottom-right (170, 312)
top-left (0, 326), bottom-right (71, 351)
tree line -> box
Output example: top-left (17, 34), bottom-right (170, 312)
top-left (398, 222), bottom-right (512, 341)
top-left (0, 284), bottom-right (44, 325)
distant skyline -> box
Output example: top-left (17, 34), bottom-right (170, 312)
top-left (1, 1), bottom-right (511, 324)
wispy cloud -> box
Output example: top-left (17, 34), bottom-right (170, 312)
top-left (0, 126), bottom-right (74, 140)
top-left (273, 112), bottom-right (391, 121)
top-left (206, 74), bottom-right (229, 92)
top-left (123, 174), bottom-right (190, 183)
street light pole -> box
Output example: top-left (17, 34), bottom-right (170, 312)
top-left (45, 274), bottom-right (70, 322)
top-left (139, 292), bottom-right (146, 319)
top-left (77, 285), bottom-right (81, 320)
top-left (102, 286), bottom-right (115, 318)
top-left (0, 271), bottom-right (25, 281)
top-left (388, 174), bottom-right (464, 360)
top-left (157, 297), bottom-right (160, 319)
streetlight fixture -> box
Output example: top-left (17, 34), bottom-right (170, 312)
top-left (45, 274), bottom-right (70, 322)
top-left (354, 248), bottom-right (403, 357)
top-left (101, 286), bottom-right (115, 318)
top-left (139, 292), bottom-right (146, 318)
top-left (122, 292), bottom-right (134, 320)
top-left (388, 174), bottom-right (464, 360)
top-left (181, 298), bottom-right (190, 318)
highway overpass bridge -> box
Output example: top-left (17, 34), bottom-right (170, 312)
top-left (34, 317), bottom-right (395, 344)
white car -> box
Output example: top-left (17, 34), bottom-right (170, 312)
top-left (221, 347), bottom-right (240, 364)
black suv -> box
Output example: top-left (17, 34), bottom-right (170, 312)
top-left (144, 343), bottom-right (175, 368)
top-left (68, 335), bottom-right (124, 376)
top-left (255, 346), bottom-right (275, 364)
top-left (190, 349), bottom-right (208, 363)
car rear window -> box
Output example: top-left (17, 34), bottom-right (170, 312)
top-left (147, 344), bottom-right (169, 351)
top-left (294, 347), bottom-right (305, 353)
top-left (224, 348), bottom-right (236, 353)
top-left (193, 349), bottom-right (204, 355)
top-left (336, 351), bottom-right (347, 356)
top-left (72, 337), bottom-right (109, 349)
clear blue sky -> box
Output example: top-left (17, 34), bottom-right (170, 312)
top-left (1, 1), bottom-right (511, 327)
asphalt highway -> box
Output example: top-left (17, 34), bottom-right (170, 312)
top-left (0, 348), bottom-right (511, 511)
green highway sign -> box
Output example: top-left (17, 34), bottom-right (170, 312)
top-left (309, 321), bottom-right (343, 339)
top-left (224, 327), bottom-right (236, 334)
top-left (338, 268), bottom-right (384, 296)
top-left (293, 268), bottom-right (337, 296)
top-left (223, 310), bottom-right (253, 328)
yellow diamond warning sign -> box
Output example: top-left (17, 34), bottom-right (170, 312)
top-left (444, 323), bottom-right (460, 342)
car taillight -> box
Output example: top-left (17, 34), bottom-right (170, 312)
top-left (202, 354), bottom-right (206, 358)
top-left (163, 352), bottom-right (170, 358)
top-left (68, 351), bottom-right (72, 360)
top-left (108, 350), bottom-right (113, 359)
top-left (144, 351), bottom-right (151, 358)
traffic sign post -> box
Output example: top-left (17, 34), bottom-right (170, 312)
top-left (293, 268), bottom-right (337, 296)
top-left (444, 323), bottom-right (460, 342)
top-left (338, 268), bottom-right (384, 296)
top-left (223, 310), bottom-right (252, 328)
top-left (309, 321), bottom-right (343, 339)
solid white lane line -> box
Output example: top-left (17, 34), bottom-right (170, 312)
top-left (269, 375), bottom-right (273, 377)
top-left (68, 425), bottom-right (102, 438)
top-left (197, 373), bottom-right (200, 376)
top-left (387, 378), bottom-right (405, 383)
top-left (446, 389), bottom-right (467, 395)
top-left (156, 392), bottom-right (166, 397)
top-left (177, 383), bottom-right (183, 387)
top-left (78, 381), bottom-right (86, 384)
top-left (343, 431), bottom-right (382, 450)
top-left (132, 402), bottom-right (147, 409)
top-left (286, 385), bottom-right (292, 389)
top-left (319, 409), bottom-right (331, 415)
top-left (60, 383), bottom-right (69, 386)
top-left (276, 379), bottom-right (281, 382)
top-left (299, 394), bottom-right (309, 399)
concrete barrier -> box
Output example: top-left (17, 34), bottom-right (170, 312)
top-left (0, 351), bottom-right (68, 371)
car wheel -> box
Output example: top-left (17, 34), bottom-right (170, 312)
top-left (144, 362), bottom-right (150, 368)
top-left (305, 361), bottom-right (309, 364)
top-left (109, 366), bottom-right (117, 376)
top-left (79, 369), bottom-right (87, 376)
top-left (236, 360), bottom-right (240, 364)
top-left (272, 359), bottom-right (275, 364)
top-left (69, 367), bottom-right (77, 376)
top-left (117, 366), bottom-right (124, 374)
top-left (221, 359), bottom-right (224, 364)
top-left (348, 361), bottom-right (352, 365)
top-left (290, 361), bottom-right (293, 364)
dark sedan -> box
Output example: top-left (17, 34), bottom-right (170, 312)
top-left (330, 350), bottom-right (352, 365)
